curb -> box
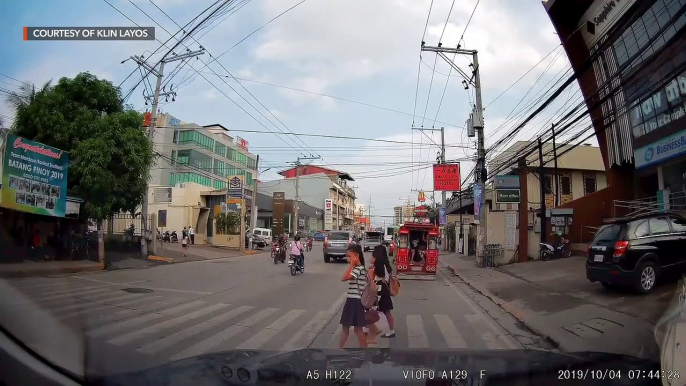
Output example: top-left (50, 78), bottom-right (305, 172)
top-left (148, 255), bottom-right (175, 263)
top-left (0, 262), bottom-right (105, 279)
top-left (443, 262), bottom-right (563, 351)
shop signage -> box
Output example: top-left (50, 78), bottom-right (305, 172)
top-left (495, 189), bottom-right (521, 203)
top-left (494, 175), bottom-right (520, 189)
top-left (153, 187), bottom-right (172, 204)
top-left (168, 115), bottom-right (180, 127)
top-left (1, 135), bottom-right (70, 217)
top-left (414, 205), bottom-right (429, 217)
top-left (577, 0), bottom-right (636, 49)
top-left (272, 192), bottom-right (285, 236)
top-left (158, 210), bottom-right (167, 228)
top-left (630, 72), bottom-right (686, 137)
top-left (324, 198), bottom-right (333, 231)
top-left (228, 175), bottom-right (244, 198)
top-left (433, 164), bottom-right (460, 191)
top-left (418, 190), bottom-right (426, 202)
top-left (634, 128), bottom-right (686, 169)
top-left (473, 183), bottom-right (483, 217)
top-left (236, 136), bottom-right (249, 151)
top-left (439, 207), bottom-right (446, 226)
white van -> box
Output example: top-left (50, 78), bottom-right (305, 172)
top-left (252, 228), bottom-right (272, 244)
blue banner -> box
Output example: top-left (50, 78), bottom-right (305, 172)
top-left (473, 183), bottom-right (483, 217)
top-left (439, 207), bottom-right (446, 226)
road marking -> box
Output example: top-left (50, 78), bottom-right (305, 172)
top-left (88, 300), bottom-right (206, 338)
top-left (434, 315), bottom-right (468, 348)
top-left (27, 286), bottom-right (112, 302)
top-left (71, 277), bottom-right (147, 286)
top-left (236, 309), bottom-right (305, 349)
top-left (71, 276), bottom-right (212, 295)
top-left (170, 308), bottom-right (276, 361)
top-left (104, 295), bottom-right (164, 309)
top-left (280, 311), bottom-right (331, 351)
top-left (406, 315), bottom-right (429, 348)
top-left (108, 303), bottom-right (230, 346)
top-left (56, 295), bottom-right (163, 320)
top-left (111, 297), bottom-right (186, 315)
top-left (441, 274), bottom-right (520, 349)
top-left (138, 305), bottom-right (254, 354)
top-left (9, 281), bottom-right (80, 291)
top-left (235, 308), bottom-right (279, 327)
top-left (50, 293), bottom-right (144, 316)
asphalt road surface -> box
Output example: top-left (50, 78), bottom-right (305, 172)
top-left (0, 243), bottom-right (551, 377)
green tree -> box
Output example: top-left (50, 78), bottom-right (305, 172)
top-left (7, 73), bottom-right (154, 259)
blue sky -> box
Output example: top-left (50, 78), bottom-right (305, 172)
top-left (0, 0), bottom-right (591, 225)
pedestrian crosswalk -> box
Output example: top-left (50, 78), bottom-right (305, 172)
top-left (3, 279), bottom-right (524, 366)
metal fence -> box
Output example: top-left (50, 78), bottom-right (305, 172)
top-left (103, 214), bottom-right (152, 237)
top-left (478, 244), bottom-right (504, 268)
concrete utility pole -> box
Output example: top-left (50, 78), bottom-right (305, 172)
top-left (292, 156), bottom-right (320, 235)
top-left (129, 49), bottom-right (205, 256)
top-left (421, 44), bottom-right (486, 261)
top-left (552, 124), bottom-right (559, 207)
top-left (249, 155), bottom-right (260, 247)
top-left (538, 137), bottom-right (547, 244)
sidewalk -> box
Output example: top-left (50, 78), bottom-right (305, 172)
top-left (148, 242), bottom-right (252, 263)
top-left (440, 252), bottom-right (660, 360)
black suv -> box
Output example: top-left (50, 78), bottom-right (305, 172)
top-left (586, 211), bottom-right (686, 294)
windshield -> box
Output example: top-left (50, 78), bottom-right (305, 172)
top-left (3, 0), bottom-right (683, 381)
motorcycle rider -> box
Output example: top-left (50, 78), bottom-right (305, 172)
top-left (291, 234), bottom-right (305, 270)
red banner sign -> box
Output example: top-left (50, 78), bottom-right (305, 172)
top-left (433, 164), bottom-right (460, 191)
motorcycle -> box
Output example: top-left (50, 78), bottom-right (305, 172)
top-left (170, 231), bottom-right (179, 243)
top-left (273, 242), bottom-right (287, 264)
top-left (246, 235), bottom-right (266, 250)
top-left (306, 238), bottom-right (313, 252)
top-left (288, 253), bottom-right (304, 275)
top-left (539, 234), bottom-right (571, 261)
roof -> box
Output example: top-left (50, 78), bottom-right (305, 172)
top-left (202, 123), bottom-right (230, 131)
top-left (278, 165), bottom-right (355, 181)
top-left (489, 141), bottom-right (606, 173)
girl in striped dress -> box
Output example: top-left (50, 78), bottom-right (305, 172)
top-left (339, 244), bottom-right (368, 348)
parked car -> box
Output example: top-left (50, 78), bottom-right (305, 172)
top-left (312, 232), bottom-right (327, 241)
top-left (586, 211), bottom-right (686, 294)
top-left (323, 231), bottom-right (353, 263)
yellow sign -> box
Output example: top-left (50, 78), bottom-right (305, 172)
top-left (418, 191), bottom-right (426, 202)
top-left (227, 198), bottom-right (243, 204)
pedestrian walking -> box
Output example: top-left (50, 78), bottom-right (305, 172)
top-left (373, 245), bottom-right (395, 338)
top-left (182, 227), bottom-right (189, 257)
top-left (339, 244), bottom-right (368, 348)
top-left (189, 226), bottom-right (195, 245)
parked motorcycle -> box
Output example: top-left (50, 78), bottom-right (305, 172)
top-left (288, 253), bottom-right (304, 276)
top-left (246, 235), bottom-right (266, 250)
top-left (539, 234), bottom-right (571, 261)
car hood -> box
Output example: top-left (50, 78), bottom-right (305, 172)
top-left (90, 348), bottom-right (660, 385)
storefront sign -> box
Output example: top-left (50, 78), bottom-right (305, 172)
top-left (634, 129), bottom-right (686, 169)
top-left (414, 205), bottom-right (429, 217)
top-left (1, 135), bottom-right (70, 217)
top-left (577, 0), bottom-right (636, 49)
top-left (439, 207), bottom-right (446, 226)
top-left (418, 190), bottom-right (426, 202)
top-left (494, 175), bottom-right (520, 189)
top-left (236, 136), bottom-right (249, 151)
top-left (153, 187), bottom-right (172, 204)
top-left (495, 189), bottom-right (521, 203)
top-left (473, 183), bottom-right (483, 217)
top-left (324, 198), bottom-right (333, 231)
top-left (433, 164), bottom-right (460, 191)
top-left (273, 192), bottom-right (285, 236)
top-left (228, 175), bottom-right (244, 198)
top-left (158, 210), bottom-right (167, 227)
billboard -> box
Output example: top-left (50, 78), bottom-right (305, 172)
top-left (272, 192), bottom-right (285, 236)
top-left (228, 175), bottom-right (244, 198)
top-left (1, 135), bottom-right (70, 217)
top-left (324, 198), bottom-right (333, 230)
top-left (433, 164), bottom-right (460, 191)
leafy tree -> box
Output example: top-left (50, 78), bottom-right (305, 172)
top-left (7, 72), bottom-right (153, 226)
top-left (215, 211), bottom-right (241, 234)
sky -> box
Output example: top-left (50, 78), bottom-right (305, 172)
top-left (0, 0), bottom-right (596, 227)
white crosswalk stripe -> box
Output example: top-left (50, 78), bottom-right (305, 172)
top-left (434, 315), bottom-right (468, 348)
top-left (406, 315), bottom-right (429, 348)
top-left (108, 303), bottom-right (230, 346)
top-left (236, 309), bottom-right (304, 350)
top-left (50, 293), bottom-right (145, 317)
top-left (88, 301), bottom-right (207, 338)
top-left (169, 307), bottom-right (277, 361)
top-left (138, 305), bottom-right (254, 354)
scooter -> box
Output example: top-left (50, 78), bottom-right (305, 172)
top-left (273, 243), bottom-right (286, 264)
top-left (539, 235), bottom-right (571, 261)
top-left (288, 253), bottom-right (304, 275)
top-left (170, 231), bottom-right (179, 243)
top-left (306, 238), bottom-right (313, 252)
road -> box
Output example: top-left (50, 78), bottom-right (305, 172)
top-left (0, 243), bottom-right (551, 377)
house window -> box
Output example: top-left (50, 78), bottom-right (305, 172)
top-left (583, 173), bottom-right (597, 195)
top-left (173, 130), bottom-right (178, 144)
top-left (559, 175), bottom-right (571, 195)
top-left (543, 175), bottom-right (553, 194)
top-left (171, 150), bottom-right (177, 165)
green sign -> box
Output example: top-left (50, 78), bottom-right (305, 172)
top-left (495, 189), bottom-right (521, 203)
top-left (1, 135), bottom-right (70, 217)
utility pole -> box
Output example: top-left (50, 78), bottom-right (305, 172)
top-left (293, 156), bottom-right (320, 235)
top-left (421, 44), bottom-right (486, 261)
top-left (552, 124), bottom-right (559, 207)
top-left (128, 49), bottom-right (205, 256)
top-left (538, 138), bottom-right (547, 244)
top-left (249, 155), bottom-right (260, 246)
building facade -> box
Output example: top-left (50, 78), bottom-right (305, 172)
top-left (258, 165), bottom-right (357, 231)
top-left (152, 114), bottom-right (258, 198)
top-left (544, 0), bottom-right (686, 208)
top-left (393, 205), bottom-right (414, 226)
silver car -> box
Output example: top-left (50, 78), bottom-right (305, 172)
top-left (363, 231), bottom-right (383, 252)
top-left (323, 231), bottom-right (352, 263)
